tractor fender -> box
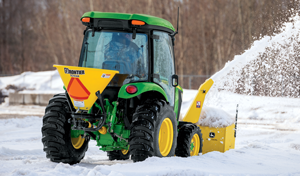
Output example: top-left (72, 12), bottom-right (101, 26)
top-left (118, 82), bottom-right (168, 101)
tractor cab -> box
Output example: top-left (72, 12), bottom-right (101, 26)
top-left (78, 12), bottom-right (177, 105)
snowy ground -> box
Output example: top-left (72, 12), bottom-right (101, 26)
top-left (0, 90), bottom-right (300, 176)
top-left (1, 14), bottom-right (300, 176)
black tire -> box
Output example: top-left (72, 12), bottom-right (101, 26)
top-left (107, 149), bottom-right (130, 160)
top-left (41, 93), bottom-right (89, 164)
top-left (129, 99), bottom-right (177, 162)
top-left (175, 123), bottom-right (203, 157)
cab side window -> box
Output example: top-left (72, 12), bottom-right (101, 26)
top-left (153, 31), bottom-right (175, 106)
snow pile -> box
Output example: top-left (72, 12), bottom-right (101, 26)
top-left (180, 89), bottom-right (235, 128)
top-left (184, 16), bottom-right (300, 128)
top-left (0, 70), bottom-right (64, 94)
top-left (196, 107), bottom-right (234, 127)
top-left (209, 15), bottom-right (300, 98)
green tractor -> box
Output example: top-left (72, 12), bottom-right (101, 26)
top-left (41, 12), bottom-right (213, 164)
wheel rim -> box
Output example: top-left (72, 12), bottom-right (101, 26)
top-left (71, 135), bottom-right (85, 149)
top-left (121, 149), bottom-right (129, 155)
top-left (158, 118), bottom-right (174, 156)
top-left (190, 133), bottom-right (200, 156)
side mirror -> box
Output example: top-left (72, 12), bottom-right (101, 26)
top-left (172, 75), bottom-right (178, 87)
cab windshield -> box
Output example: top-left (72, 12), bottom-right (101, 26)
top-left (79, 30), bottom-right (148, 82)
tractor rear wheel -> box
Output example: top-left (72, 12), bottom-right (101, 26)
top-left (41, 93), bottom-right (89, 164)
top-left (175, 123), bottom-right (203, 157)
top-left (129, 99), bottom-right (177, 162)
top-left (107, 149), bottom-right (130, 160)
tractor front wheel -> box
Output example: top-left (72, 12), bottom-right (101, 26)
top-left (41, 93), bottom-right (89, 164)
top-left (107, 149), bottom-right (130, 160)
top-left (129, 99), bottom-right (177, 162)
top-left (175, 123), bottom-right (203, 157)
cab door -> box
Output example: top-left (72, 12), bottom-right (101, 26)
top-left (152, 31), bottom-right (175, 106)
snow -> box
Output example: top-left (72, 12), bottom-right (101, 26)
top-left (1, 15), bottom-right (300, 176)
top-left (210, 15), bottom-right (300, 97)
top-left (196, 106), bottom-right (234, 127)
top-left (1, 92), bottom-right (300, 175)
top-left (0, 70), bottom-right (64, 94)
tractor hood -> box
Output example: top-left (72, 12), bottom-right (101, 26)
top-left (54, 65), bottom-right (119, 110)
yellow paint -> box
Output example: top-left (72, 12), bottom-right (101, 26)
top-left (71, 135), bottom-right (85, 149)
top-left (54, 65), bottom-right (119, 110)
top-left (87, 121), bottom-right (92, 128)
top-left (98, 126), bottom-right (107, 134)
top-left (121, 149), bottom-right (129, 155)
top-left (183, 79), bottom-right (214, 123)
top-left (176, 85), bottom-right (183, 92)
top-left (199, 124), bottom-right (235, 154)
top-left (158, 118), bottom-right (173, 156)
top-left (190, 133), bottom-right (200, 156)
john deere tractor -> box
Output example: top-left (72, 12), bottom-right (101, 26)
top-left (41, 12), bottom-right (213, 164)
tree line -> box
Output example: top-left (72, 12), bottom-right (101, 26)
top-left (0, 0), bottom-right (298, 88)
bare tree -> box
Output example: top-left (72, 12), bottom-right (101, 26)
top-left (0, 0), bottom-right (299, 89)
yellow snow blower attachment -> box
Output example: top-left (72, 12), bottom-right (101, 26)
top-left (183, 78), bottom-right (214, 123)
top-left (54, 65), bottom-right (119, 110)
top-left (182, 78), bottom-right (237, 154)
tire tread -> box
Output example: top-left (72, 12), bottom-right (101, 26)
top-left (175, 124), bottom-right (203, 157)
top-left (41, 93), bottom-right (89, 164)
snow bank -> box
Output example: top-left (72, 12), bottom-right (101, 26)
top-left (209, 15), bottom-right (300, 97)
top-left (189, 14), bottom-right (300, 126)
top-left (0, 70), bottom-right (64, 93)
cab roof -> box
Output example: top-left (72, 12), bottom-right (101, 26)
top-left (81, 11), bottom-right (175, 32)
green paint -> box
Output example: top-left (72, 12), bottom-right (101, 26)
top-left (94, 102), bottom-right (103, 114)
top-left (70, 128), bottom-right (84, 138)
top-left (97, 124), bottom-right (130, 151)
top-left (97, 129), bottom-right (113, 146)
top-left (101, 145), bottom-right (129, 152)
top-left (109, 101), bottom-right (118, 132)
top-left (190, 141), bottom-right (195, 151)
top-left (174, 87), bottom-right (180, 119)
top-left (81, 12), bottom-right (175, 32)
top-left (88, 100), bottom-right (130, 151)
top-left (176, 85), bottom-right (183, 92)
top-left (118, 82), bottom-right (168, 101)
top-left (104, 99), bottom-right (113, 123)
top-left (69, 81), bottom-right (135, 151)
